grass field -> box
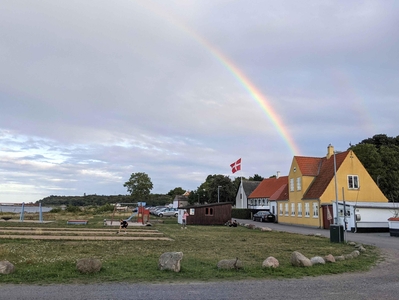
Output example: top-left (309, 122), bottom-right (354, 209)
top-left (0, 212), bottom-right (380, 284)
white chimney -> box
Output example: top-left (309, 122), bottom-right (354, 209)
top-left (276, 171), bottom-right (280, 179)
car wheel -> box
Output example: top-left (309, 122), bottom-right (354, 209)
top-left (159, 214), bottom-right (163, 217)
top-left (174, 213), bottom-right (178, 217)
top-left (253, 217), bottom-right (256, 221)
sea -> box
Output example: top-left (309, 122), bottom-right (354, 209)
top-left (0, 205), bottom-right (53, 214)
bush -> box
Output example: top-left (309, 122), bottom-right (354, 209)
top-left (232, 208), bottom-right (251, 219)
top-left (95, 204), bottom-right (114, 213)
top-left (65, 205), bottom-right (82, 213)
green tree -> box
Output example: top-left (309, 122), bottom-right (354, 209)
top-left (123, 172), bottom-right (153, 201)
top-left (167, 187), bottom-right (186, 198)
top-left (249, 174), bottom-right (264, 181)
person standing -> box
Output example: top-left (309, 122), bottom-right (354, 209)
top-left (182, 210), bottom-right (189, 229)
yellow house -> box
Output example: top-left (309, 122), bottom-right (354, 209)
top-left (277, 144), bottom-right (388, 228)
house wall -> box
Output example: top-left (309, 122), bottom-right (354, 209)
top-left (235, 182), bottom-right (246, 208)
top-left (278, 158), bottom-right (321, 227)
top-left (320, 151), bottom-right (388, 205)
top-left (183, 204), bottom-right (232, 225)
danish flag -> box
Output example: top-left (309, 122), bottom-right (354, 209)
top-left (230, 158), bottom-right (241, 174)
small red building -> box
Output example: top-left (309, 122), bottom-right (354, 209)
top-left (179, 202), bottom-right (232, 225)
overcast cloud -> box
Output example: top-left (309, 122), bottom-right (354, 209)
top-left (1, 0), bottom-right (398, 203)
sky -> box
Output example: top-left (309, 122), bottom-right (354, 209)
top-left (1, 0), bottom-right (398, 203)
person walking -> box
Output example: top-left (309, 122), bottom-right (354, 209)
top-left (182, 210), bottom-right (189, 229)
top-left (117, 219), bottom-right (128, 234)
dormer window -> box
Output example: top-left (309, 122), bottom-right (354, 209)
top-left (296, 177), bottom-right (302, 191)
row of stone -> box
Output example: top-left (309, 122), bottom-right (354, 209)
top-left (0, 240), bottom-right (367, 275)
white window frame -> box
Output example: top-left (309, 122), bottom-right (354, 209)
top-left (291, 203), bottom-right (295, 216)
top-left (305, 203), bottom-right (310, 217)
top-left (312, 202), bottom-right (319, 218)
top-left (348, 175), bottom-right (359, 189)
top-left (298, 203), bottom-right (302, 217)
top-left (296, 177), bottom-right (301, 191)
top-left (285, 203), bottom-right (289, 216)
top-left (290, 178), bottom-right (294, 192)
top-left (279, 203), bottom-right (283, 216)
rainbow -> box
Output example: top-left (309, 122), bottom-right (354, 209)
top-left (137, 2), bottom-right (301, 155)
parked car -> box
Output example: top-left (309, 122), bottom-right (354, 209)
top-left (157, 208), bottom-right (178, 217)
top-left (253, 211), bottom-right (276, 222)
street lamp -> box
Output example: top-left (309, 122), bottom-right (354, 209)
top-left (217, 186), bottom-right (222, 203)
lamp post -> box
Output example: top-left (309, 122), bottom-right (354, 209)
top-left (217, 186), bottom-right (222, 203)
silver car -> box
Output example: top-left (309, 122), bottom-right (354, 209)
top-left (157, 208), bottom-right (178, 217)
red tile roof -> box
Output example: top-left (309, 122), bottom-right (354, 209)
top-left (295, 156), bottom-right (323, 176)
top-left (270, 183), bottom-right (288, 201)
top-left (249, 176), bottom-right (288, 199)
top-left (302, 151), bottom-right (349, 199)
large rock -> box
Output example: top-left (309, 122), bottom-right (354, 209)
top-left (324, 254), bottom-right (336, 263)
top-left (158, 252), bottom-right (183, 272)
top-left (0, 260), bottom-right (15, 274)
top-left (261, 227), bottom-right (272, 232)
top-left (217, 258), bottom-right (243, 270)
top-left (351, 250), bottom-right (360, 258)
top-left (76, 258), bottom-right (102, 273)
top-left (334, 255), bottom-right (345, 261)
top-left (262, 256), bottom-right (279, 268)
top-left (310, 256), bottom-right (325, 265)
top-left (290, 251), bottom-right (312, 267)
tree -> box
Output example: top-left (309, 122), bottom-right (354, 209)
top-left (167, 187), bottom-right (186, 198)
top-left (249, 174), bottom-right (264, 181)
top-left (123, 172), bottom-right (153, 201)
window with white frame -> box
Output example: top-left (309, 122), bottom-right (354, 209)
top-left (291, 203), bottom-right (295, 216)
top-left (279, 203), bottom-right (283, 216)
top-left (305, 203), bottom-right (310, 217)
top-left (298, 203), bottom-right (302, 217)
top-left (290, 178), bottom-right (294, 192)
top-left (312, 202), bottom-right (319, 218)
top-left (296, 177), bottom-right (302, 191)
top-left (285, 203), bottom-right (289, 216)
top-left (348, 175), bottom-right (359, 189)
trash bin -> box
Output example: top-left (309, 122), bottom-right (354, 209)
top-left (330, 224), bottom-right (344, 243)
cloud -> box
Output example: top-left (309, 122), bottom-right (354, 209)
top-left (0, 1), bottom-right (398, 203)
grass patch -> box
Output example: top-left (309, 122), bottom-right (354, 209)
top-left (0, 213), bottom-right (379, 284)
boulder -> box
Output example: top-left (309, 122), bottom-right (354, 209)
top-left (290, 251), bottom-right (312, 267)
top-left (358, 246), bottom-right (367, 252)
top-left (217, 258), bottom-right (243, 270)
top-left (344, 253), bottom-right (354, 260)
top-left (351, 250), bottom-right (360, 258)
top-left (334, 255), bottom-right (345, 261)
top-left (310, 256), bottom-right (325, 265)
top-left (324, 254), bottom-right (336, 263)
top-left (158, 252), bottom-right (183, 272)
top-left (261, 227), bottom-right (272, 232)
top-left (247, 224), bottom-right (256, 230)
top-left (347, 241), bottom-right (356, 246)
top-left (0, 260), bottom-right (15, 274)
top-left (262, 256), bottom-right (279, 268)
top-left (76, 258), bottom-right (102, 273)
